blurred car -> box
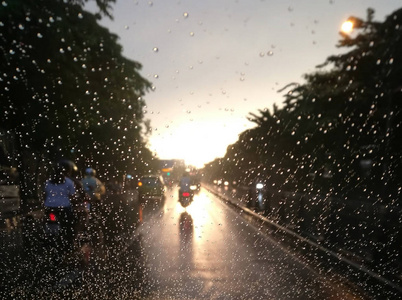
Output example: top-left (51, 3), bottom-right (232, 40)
top-left (138, 175), bottom-right (165, 203)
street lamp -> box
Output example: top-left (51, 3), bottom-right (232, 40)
top-left (341, 16), bottom-right (365, 34)
top-left (341, 20), bottom-right (354, 33)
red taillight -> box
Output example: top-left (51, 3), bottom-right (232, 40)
top-left (49, 213), bottom-right (57, 222)
top-left (182, 192), bottom-right (190, 197)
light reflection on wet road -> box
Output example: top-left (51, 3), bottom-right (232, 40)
top-left (138, 187), bottom-right (363, 299)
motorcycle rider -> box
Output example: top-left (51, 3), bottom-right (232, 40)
top-left (178, 171), bottom-right (193, 204)
top-left (179, 171), bottom-right (192, 194)
top-left (81, 167), bottom-right (105, 244)
top-left (58, 159), bottom-right (91, 235)
top-left (81, 167), bottom-right (105, 204)
top-left (43, 162), bottom-right (76, 249)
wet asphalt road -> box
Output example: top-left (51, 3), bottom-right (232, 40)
top-left (137, 187), bottom-right (364, 299)
top-left (1, 187), bottom-right (366, 299)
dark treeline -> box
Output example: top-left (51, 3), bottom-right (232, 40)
top-left (205, 7), bottom-right (402, 205)
top-left (204, 9), bottom-right (402, 277)
top-left (0, 0), bottom-right (157, 204)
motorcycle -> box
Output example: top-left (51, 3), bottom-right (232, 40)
top-left (43, 207), bottom-right (75, 252)
top-left (179, 189), bottom-right (193, 207)
top-left (178, 184), bottom-right (197, 207)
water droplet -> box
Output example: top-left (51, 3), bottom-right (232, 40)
top-left (259, 52), bottom-right (265, 57)
top-left (154, 74), bottom-right (159, 78)
top-left (267, 51), bottom-right (273, 56)
top-left (153, 47), bottom-right (159, 53)
top-left (183, 12), bottom-right (189, 18)
top-left (59, 48), bottom-right (65, 54)
top-left (9, 49), bottom-right (15, 55)
top-left (190, 32), bottom-right (194, 36)
top-left (18, 24), bottom-right (24, 30)
top-left (125, 25), bottom-right (129, 30)
top-left (37, 33), bottom-right (43, 38)
top-left (2, 1), bottom-right (8, 7)
top-left (78, 13), bottom-right (83, 19)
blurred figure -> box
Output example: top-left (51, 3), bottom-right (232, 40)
top-left (58, 159), bottom-right (88, 203)
top-left (81, 167), bottom-right (106, 203)
top-left (106, 180), bottom-right (122, 195)
top-left (58, 159), bottom-right (91, 236)
top-left (43, 163), bottom-right (76, 249)
top-left (178, 171), bottom-right (194, 207)
top-left (81, 167), bottom-right (105, 245)
top-left (179, 171), bottom-right (192, 194)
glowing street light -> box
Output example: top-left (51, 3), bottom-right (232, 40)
top-left (341, 20), bottom-right (354, 33)
top-left (341, 16), bottom-right (364, 34)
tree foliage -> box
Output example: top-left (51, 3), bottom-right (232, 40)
top-left (205, 7), bottom-right (402, 203)
top-left (0, 0), bottom-right (155, 188)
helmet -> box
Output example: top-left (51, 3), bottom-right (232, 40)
top-left (85, 167), bottom-right (96, 177)
top-left (58, 159), bottom-right (78, 176)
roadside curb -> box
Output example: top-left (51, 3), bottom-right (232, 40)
top-left (203, 183), bottom-right (402, 297)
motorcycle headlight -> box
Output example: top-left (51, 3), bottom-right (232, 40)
top-left (256, 183), bottom-right (264, 190)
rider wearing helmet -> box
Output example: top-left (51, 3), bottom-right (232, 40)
top-left (81, 168), bottom-right (106, 245)
top-left (179, 171), bottom-right (192, 193)
top-left (81, 168), bottom-right (105, 203)
top-left (43, 162), bottom-right (76, 249)
top-left (58, 159), bottom-right (91, 235)
top-left (58, 159), bottom-right (83, 202)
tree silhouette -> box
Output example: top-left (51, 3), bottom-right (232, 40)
top-left (204, 7), bottom-right (402, 203)
top-left (0, 0), bottom-right (154, 201)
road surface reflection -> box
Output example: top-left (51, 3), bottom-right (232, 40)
top-left (138, 187), bottom-right (363, 299)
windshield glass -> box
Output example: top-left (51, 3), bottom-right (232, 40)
top-left (1, 0), bottom-right (402, 299)
top-left (140, 177), bottom-right (159, 187)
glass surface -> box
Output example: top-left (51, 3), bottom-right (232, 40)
top-left (1, 0), bottom-right (402, 299)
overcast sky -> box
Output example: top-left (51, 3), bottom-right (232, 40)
top-left (92, 0), bottom-right (402, 167)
